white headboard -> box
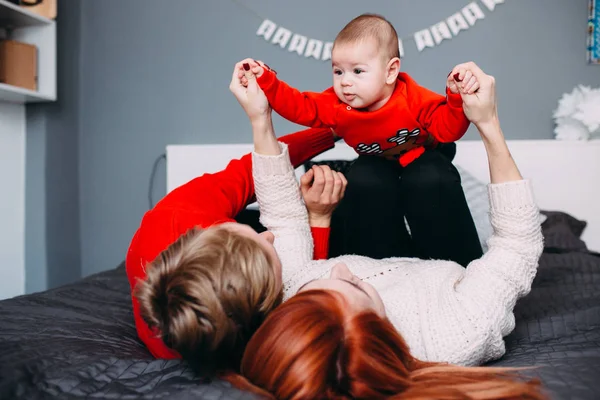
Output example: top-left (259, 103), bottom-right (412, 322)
top-left (166, 140), bottom-right (600, 252)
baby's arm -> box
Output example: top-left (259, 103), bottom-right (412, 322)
top-left (406, 73), bottom-right (470, 142)
top-left (243, 62), bottom-right (339, 129)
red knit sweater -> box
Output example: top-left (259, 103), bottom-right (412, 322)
top-left (257, 70), bottom-right (470, 166)
top-left (125, 128), bottom-right (335, 359)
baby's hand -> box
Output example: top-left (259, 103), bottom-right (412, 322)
top-left (447, 64), bottom-right (481, 95)
top-left (237, 59), bottom-right (275, 87)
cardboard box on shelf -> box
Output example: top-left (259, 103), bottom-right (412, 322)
top-left (0, 40), bottom-right (37, 91)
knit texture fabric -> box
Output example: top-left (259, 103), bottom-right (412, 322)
top-left (253, 144), bottom-right (544, 366)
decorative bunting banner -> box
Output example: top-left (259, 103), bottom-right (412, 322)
top-left (589, 0), bottom-right (600, 64)
top-left (231, 0), bottom-right (505, 61)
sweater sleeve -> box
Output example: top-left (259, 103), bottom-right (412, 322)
top-left (257, 69), bottom-right (339, 128)
top-left (311, 227), bottom-right (330, 260)
top-left (405, 73), bottom-right (470, 143)
top-left (252, 143), bottom-right (314, 300)
top-left (454, 180), bottom-right (544, 363)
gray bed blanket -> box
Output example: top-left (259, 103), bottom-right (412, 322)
top-left (0, 212), bottom-right (598, 399)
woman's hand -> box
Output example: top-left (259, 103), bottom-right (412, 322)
top-left (446, 65), bottom-right (480, 95)
top-left (300, 165), bottom-right (347, 228)
top-left (238, 59), bottom-right (270, 87)
top-left (452, 62), bottom-right (498, 130)
top-left (456, 63), bottom-right (522, 183)
top-left (229, 58), bottom-right (271, 123)
top-left (230, 58), bottom-right (279, 155)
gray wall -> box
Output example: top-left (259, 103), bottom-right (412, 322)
top-left (26, 0), bottom-right (82, 292)
top-left (25, 106), bottom-right (48, 293)
top-left (27, 0), bottom-right (600, 286)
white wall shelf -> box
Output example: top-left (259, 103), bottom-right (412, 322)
top-left (0, 0), bottom-right (53, 27)
top-left (0, 0), bottom-right (56, 104)
top-left (0, 0), bottom-right (56, 300)
top-left (0, 81), bottom-right (54, 103)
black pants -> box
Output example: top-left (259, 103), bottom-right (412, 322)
top-left (329, 145), bottom-right (483, 267)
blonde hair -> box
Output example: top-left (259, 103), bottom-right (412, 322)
top-left (334, 13), bottom-right (400, 61)
top-left (134, 226), bottom-right (282, 374)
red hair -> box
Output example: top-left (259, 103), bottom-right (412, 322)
top-left (230, 290), bottom-right (546, 400)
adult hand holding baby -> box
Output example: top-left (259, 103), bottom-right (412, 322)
top-left (453, 62), bottom-right (519, 183)
top-left (229, 58), bottom-right (271, 122)
top-left (453, 61), bottom-right (498, 129)
top-left (237, 59), bottom-right (276, 88)
top-left (446, 62), bottom-right (481, 95)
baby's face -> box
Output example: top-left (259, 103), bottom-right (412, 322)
top-left (331, 38), bottom-right (390, 110)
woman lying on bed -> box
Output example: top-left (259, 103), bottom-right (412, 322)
top-left (231, 61), bottom-right (545, 399)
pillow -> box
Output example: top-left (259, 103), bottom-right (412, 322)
top-left (540, 210), bottom-right (588, 252)
top-left (454, 166), bottom-right (556, 252)
top-left (454, 165), bottom-right (494, 252)
top-left (540, 210), bottom-right (587, 238)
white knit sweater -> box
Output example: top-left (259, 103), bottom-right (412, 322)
top-left (252, 144), bottom-right (544, 366)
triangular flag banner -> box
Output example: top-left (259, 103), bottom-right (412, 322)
top-left (232, 0), bottom-right (506, 61)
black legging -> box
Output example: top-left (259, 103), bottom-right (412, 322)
top-left (328, 144), bottom-right (483, 267)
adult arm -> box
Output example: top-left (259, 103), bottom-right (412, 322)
top-left (404, 72), bottom-right (470, 143)
top-left (233, 60), bottom-right (315, 299)
top-left (449, 64), bottom-right (543, 364)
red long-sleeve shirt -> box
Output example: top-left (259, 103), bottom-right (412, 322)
top-left (257, 70), bottom-right (470, 166)
top-left (125, 128), bottom-right (335, 359)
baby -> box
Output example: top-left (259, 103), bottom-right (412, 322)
top-left (241, 13), bottom-right (479, 166)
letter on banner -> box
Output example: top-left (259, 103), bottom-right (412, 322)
top-left (272, 27), bottom-right (292, 48)
top-left (322, 42), bottom-right (334, 61)
top-left (257, 19), bottom-right (277, 41)
top-left (305, 39), bottom-right (323, 59)
top-left (431, 21), bottom-right (452, 44)
top-left (414, 29), bottom-right (435, 52)
top-left (447, 12), bottom-right (470, 36)
top-left (398, 38), bottom-right (404, 57)
top-left (462, 2), bottom-right (485, 26)
top-left (289, 34), bottom-right (308, 55)
top-left (480, 0), bottom-right (504, 12)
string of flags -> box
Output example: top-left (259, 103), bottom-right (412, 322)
top-left (230, 0), bottom-right (506, 61)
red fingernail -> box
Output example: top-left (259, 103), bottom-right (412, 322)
top-left (453, 73), bottom-right (462, 82)
top-left (243, 63), bottom-right (250, 71)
